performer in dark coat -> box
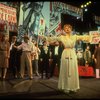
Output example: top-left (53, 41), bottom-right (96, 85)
top-left (50, 41), bottom-right (64, 77)
top-left (40, 41), bottom-right (51, 79)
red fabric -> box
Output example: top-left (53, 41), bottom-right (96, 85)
top-left (54, 66), bottom-right (95, 77)
top-left (78, 66), bottom-right (95, 77)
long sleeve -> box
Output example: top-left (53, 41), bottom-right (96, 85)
top-left (17, 44), bottom-right (23, 50)
top-left (76, 34), bottom-right (92, 43)
top-left (45, 35), bottom-right (63, 43)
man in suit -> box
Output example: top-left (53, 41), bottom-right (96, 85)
top-left (40, 41), bottom-right (51, 79)
top-left (50, 41), bottom-right (64, 77)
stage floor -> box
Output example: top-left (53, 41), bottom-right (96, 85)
top-left (0, 76), bottom-right (100, 99)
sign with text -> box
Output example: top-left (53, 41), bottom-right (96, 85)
top-left (0, 3), bottom-right (17, 23)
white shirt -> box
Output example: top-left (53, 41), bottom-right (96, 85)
top-left (17, 41), bottom-right (35, 53)
top-left (43, 46), bottom-right (48, 54)
top-left (54, 46), bottom-right (59, 55)
top-left (10, 42), bottom-right (15, 51)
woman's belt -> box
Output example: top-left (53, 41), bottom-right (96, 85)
top-left (64, 47), bottom-right (73, 49)
top-left (23, 51), bottom-right (31, 52)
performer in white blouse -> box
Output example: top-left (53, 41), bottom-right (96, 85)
top-left (15, 35), bottom-right (35, 80)
top-left (40, 24), bottom-right (93, 93)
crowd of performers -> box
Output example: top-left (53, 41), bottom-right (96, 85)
top-left (0, 33), bottom-right (64, 80)
top-left (0, 24), bottom-right (100, 94)
top-left (0, 30), bottom-right (100, 81)
top-left (0, 35), bottom-right (100, 80)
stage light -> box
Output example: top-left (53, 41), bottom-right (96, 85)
top-left (76, 17), bottom-right (80, 19)
top-left (89, 1), bottom-right (92, 4)
top-left (84, 5), bottom-right (87, 7)
top-left (86, 2), bottom-right (89, 5)
top-left (81, 5), bottom-right (83, 8)
top-left (84, 8), bottom-right (88, 12)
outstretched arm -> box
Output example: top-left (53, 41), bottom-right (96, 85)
top-left (76, 34), bottom-right (93, 43)
top-left (38, 34), bottom-right (62, 43)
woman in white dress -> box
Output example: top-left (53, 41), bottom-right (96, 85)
top-left (41, 24), bottom-right (92, 93)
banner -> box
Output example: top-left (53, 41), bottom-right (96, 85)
top-left (38, 17), bottom-right (45, 35)
top-left (49, 2), bottom-right (83, 36)
top-left (18, 2), bottom-right (83, 42)
top-left (89, 31), bottom-right (100, 44)
top-left (18, 2), bottom-right (45, 41)
top-left (52, 2), bottom-right (83, 19)
top-left (0, 3), bottom-right (17, 32)
top-left (49, 2), bottom-right (61, 36)
top-left (0, 3), bottom-right (17, 23)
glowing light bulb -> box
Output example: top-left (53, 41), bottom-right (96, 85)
top-left (84, 8), bottom-right (88, 12)
top-left (81, 5), bottom-right (84, 8)
top-left (89, 1), bottom-right (92, 4)
top-left (86, 2), bottom-right (89, 5)
top-left (84, 5), bottom-right (87, 7)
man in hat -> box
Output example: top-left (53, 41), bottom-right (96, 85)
top-left (15, 35), bottom-right (35, 79)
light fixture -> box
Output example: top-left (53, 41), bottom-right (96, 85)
top-left (81, 5), bottom-right (84, 8)
top-left (89, 1), bottom-right (92, 4)
top-left (84, 5), bottom-right (87, 7)
top-left (77, 17), bottom-right (80, 19)
top-left (80, 1), bottom-right (92, 9)
top-left (84, 8), bottom-right (88, 12)
top-left (86, 2), bottom-right (89, 5)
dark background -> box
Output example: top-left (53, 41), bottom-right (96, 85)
top-left (61, 1), bottom-right (100, 33)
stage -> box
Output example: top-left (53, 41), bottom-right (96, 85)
top-left (0, 76), bottom-right (100, 99)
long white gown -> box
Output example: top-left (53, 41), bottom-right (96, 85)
top-left (57, 35), bottom-right (80, 92)
top-left (46, 34), bottom-right (91, 92)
